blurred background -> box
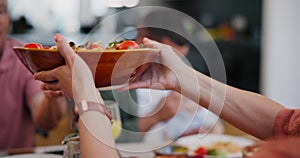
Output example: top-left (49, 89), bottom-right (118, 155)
top-left (7, 0), bottom-right (300, 145)
top-left (8, 0), bottom-right (263, 93)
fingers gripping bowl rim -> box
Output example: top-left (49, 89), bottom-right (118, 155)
top-left (13, 47), bottom-right (160, 87)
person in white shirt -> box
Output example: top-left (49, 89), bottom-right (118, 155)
top-left (135, 10), bottom-right (224, 142)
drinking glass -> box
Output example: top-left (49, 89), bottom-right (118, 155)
top-left (62, 133), bottom-right (80, 158)
top-left (104, 100), bottom-right (122, 139)
top-left (242, 143), bottom-right (262, 157)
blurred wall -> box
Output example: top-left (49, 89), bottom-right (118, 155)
top-left (261, 0), bottom-right (300, 108)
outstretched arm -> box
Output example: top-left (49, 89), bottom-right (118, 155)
top-left (184, 71), bottom-right (284, 139)
top-left (122, 38), bottom-right (285, 139)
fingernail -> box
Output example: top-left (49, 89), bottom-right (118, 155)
top-left (54, 33), bottom-right (63, 42)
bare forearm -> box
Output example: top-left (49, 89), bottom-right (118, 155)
top-left (221, 86), bottom-right (284, 139)
top-left (176, 69), bottom-right (285, 139)
top-left (78, 112), bottom-right (119, 158)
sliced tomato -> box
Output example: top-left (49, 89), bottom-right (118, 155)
top-left (24, 42), bottom-right (43, 49)
top-left (117, 40), bottom-right (139, 50)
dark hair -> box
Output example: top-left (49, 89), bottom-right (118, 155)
top-left (142, 27), bottom-right (189, 46)
top-left (138, 10), bottom-right (190, 46)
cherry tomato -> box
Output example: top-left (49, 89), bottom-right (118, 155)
top-left (194, 147), bottom-right (208, 156)
top-left (24, 42), bottom-right (43, 49)
top-left (117, 40), bottom-right (139, 50)
top-left (43, 46), bottom-right (50, 49)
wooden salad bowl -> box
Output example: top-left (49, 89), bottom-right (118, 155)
top-left (13, 47), bottom-right (160, 87)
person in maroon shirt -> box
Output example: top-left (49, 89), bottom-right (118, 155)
top-left (0, 0), bottom-right (67, 149)
top-left (35, 33), bottom-right (300, 158)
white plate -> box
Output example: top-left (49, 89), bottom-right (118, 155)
top-left (2, 154), bottom-right (62, 158)
top-left (175, 134), bottom-right (254, 157)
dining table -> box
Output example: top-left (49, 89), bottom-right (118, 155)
top-left (0, 142), bottom-right (160, 158)
top-left (0, 134), bottom-right (258, 158)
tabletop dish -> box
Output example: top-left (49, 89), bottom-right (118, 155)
top-left (1, 154), bottom-right (62, 158)
top-left (154, 144), bottom-right (189, 157)
top-left (13, 47), bottom-right (159, 87)
top-left (175, 134), bottom-right (254, 157)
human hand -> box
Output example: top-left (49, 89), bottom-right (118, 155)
top-left (43, 90), bottom-right (64, 98)
top-left (34, 34), bottom-right (100, 104)
top-left (119, 38), bottom-right (192, 92)
top-left (243, 136), bottom-right (300, 158)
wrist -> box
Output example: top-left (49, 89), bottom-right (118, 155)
top-left (74, 100), bottom-right (112, 123)
top-left (74, 87), bottom-right (102, 104)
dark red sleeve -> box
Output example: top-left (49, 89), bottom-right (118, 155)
top-left (274, 109), bottom-right (300, 136)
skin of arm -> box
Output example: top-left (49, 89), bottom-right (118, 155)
top-left (78, 105), bottom-right (119, 158)
top-left (179, 69), bottom-right (285, 139)
top-left (122, 38), bottom-right (285, 140)
top-left (78, 89), bottom-right (119, 158)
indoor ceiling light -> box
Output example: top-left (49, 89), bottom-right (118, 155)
top-left (107, 0), bottom-right (139, 8)
top-left (124, 0), bottom-right (139, 7)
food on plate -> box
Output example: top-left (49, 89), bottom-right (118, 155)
top-left (194, 147), bottom-right (208, 156)
top-left (210, 141), bottom-right (241, 153)
top-left (192, 141), bottom-right (241, 157)
top-left (22, 40), bottom-right (143, 51)
top-left (154, 145), bottom-right (189, 158)
top-left (155, 156), bottom-right (188, 158)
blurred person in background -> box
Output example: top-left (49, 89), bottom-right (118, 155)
top-left (96, 10), bottom-right (224, 143)
top-left (135, 10), bottom-right (224, 142)
top-left (0, 0), bottom-right (67, 149)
